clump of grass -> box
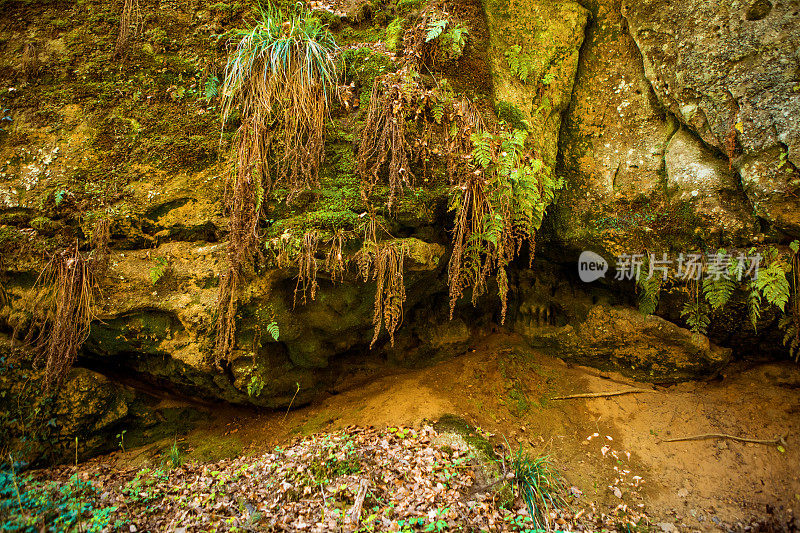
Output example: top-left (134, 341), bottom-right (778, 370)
top-left (509, 447), bottom-right (568, 531)
top-left (220, 3), bottom-right (339, 194)
top-left (166, 440), bottom-right (183, 469)
top-left (215, 4), bottom-right (339, 366)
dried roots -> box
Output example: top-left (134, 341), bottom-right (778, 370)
top-left (22, 42), bottom-right (39, 81)
top-left (27, 244), bottom-right (95, 389)
top-left (294, 231), bottom-right (319, 306)
top-left (114, 0), bottom-right (141, 57)
top-left (356, 240), bottom-right (408, 348)
top-left (214, 131), bottom-right (266, 366)
top-left (214, 7), bottom-right (338, 365)
top-left (357, 69), bottom-right (419, 212)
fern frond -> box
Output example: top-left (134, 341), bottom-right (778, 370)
top-left (266, 321), bottom-right (280, 341)
top-left (681, 299), bottom-right (710, 335)
top-left (637, 275), bottom-right (661, 315)
top-left (425, 19), bottom-right (448, 42)
top-left (780, 315), bottom-right (800, 361)
top-left (756, 260), bottom-right (791, 311)
top-left (747, 282), bottom-right (762, 331)
top-left (703, 274), bottom-right (735, 310)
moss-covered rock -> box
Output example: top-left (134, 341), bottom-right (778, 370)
top-left (482, 0), bottom-right (588, 164)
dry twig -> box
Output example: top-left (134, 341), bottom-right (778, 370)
top-left (551, 389), bottom-right (655, 400)
top-left (663, 433), bottom-right (787, 447)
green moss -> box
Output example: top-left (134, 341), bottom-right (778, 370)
top-left (496, 100), bottom-right (529, 130)
top-left (341, 46), bottom-right (397, 86)
top-left (397, 0), bottom-right (426, 14)
top-left (311, 10), bottom-right (342, 30)
top-left (433, 414), bottom-right (496, 462)
top-left (385, 18), bottom-right (403, 52)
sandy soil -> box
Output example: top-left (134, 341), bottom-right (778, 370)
top-left (118, 333), bottom-right (800, 530)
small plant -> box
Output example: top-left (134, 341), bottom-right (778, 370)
top-left (266, 320), bottom-right (279, 341)
top-left (247, 375), bottom-right (264, 398)
top-left (425, 19), bottom-right (448, 42)
top-left (504, 45), bottom-right (542, 84)
top-left (424, 507), bottom-right (449, 531)
top-left (116, 430), bottom-right (127, 453)
top-left (407, 10), bottom-right (468, 66)
top-left (636, 270), bottom-right (662, 315)
top-left (0, 467), bottom-right (119, 532)
top-left (54, 189), bottom-right (72, 207)
top-left (215, 3), bottom-right (339, 366)
top-left (681, 298), bottom-right (710, 335)
top-left (448, 128), bottom-right (564, 322)
top-left (203, 75), bottom-right (220, 101)
top-left (148, 256), bottom-right (169, 285)
top-left (508, 447), bottom-right (568, 531)
top-left (166, 440), bottom-right (183, 469)
top-left (755, 255), bottom-right (790, 312)
top-left (702, 250), bottom-right (737, 310)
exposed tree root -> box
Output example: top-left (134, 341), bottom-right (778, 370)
top-left (663, 433), bottom-right (787, 447)
top-left (551, 389), bottom-right (656, 400)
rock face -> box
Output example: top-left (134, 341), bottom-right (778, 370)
top-left (0, 336), bottom-right (203, 464)
top-left (664, 128), bottom-right (756, 240)
top-left (554, 0), bottom-right (679, 254)
top-left (552, 0), bottom-right (780, 255)
top-left (511, 265), bottom-right (732, 381)
top-left (0, 0), bottom-right (798, 458)
top-left (483, 0), bottom-right (588, 164)
top-left (523, 305), bottom-right (732, 382)
top-left (621, 0), bottom-right (800, 236)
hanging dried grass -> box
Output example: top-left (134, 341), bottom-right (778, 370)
top-left (324, 230), bottom-right (347, 283)
top-left (27, 244), bottom-right (95, 390)
top-left (221, 5), bottom-right (338, 195)
top-left (294, 231), bottom-right (319, 306)
top-left (352, 212), bottom-right (409, 347)
top-left (114, 0), bottom-right (141, 57)
top-left (357, 69), bottom-right (419, 212)
top-left (214, 126), bottom-right (266, 366)
top-left (214, 6), bottom-right (338, 365)
top-left (21, 42), bottom-right (39, 81)
top-left (369, 242), bottom-right (407, 348)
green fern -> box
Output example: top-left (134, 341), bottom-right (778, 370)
top-left (503, 45), bottom-right (541, 83)
top-left (204, 75), bottom-right (219, 100)
top-left (247, 375), bottom-right (265, 397)
top-left (471, 131), bottom-right (492, 168)
top-left (637, 274), bottom-right (661, 315)
top-left (441, 24), bottom-right (468, 60)
top-left (780, 315), bottom-right (800, 361)
top-left (266, 320), bottom-right (279, 341)
top-left (755, 260), bottom-right (791, 311)
top-left (431, 102), bottom-right (445, 124)
top-left (703, 251), bottom-right (737, 310)
top-left (747, 281), bottom-right (762, 331)
top-left (450, 128), bottom-right (564, 320)
top-left (425, 19), bottom-right (448, 42)
top-left (149, 257), bottom-right (169, 285)
top-left (681, 299), bottom-right (710, 335)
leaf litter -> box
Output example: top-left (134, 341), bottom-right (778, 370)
top-left (19, 425), bottom-right (651, 531)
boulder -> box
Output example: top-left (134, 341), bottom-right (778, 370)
top-left (521, 304), bottom-right (732, 382)
top-left (622, 0), bottom-right (800, 235)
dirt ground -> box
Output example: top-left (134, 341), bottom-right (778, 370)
top-left (116, 332), bottom-right (800, 530)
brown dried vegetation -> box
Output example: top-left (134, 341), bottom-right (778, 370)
top-left (114, 0), bottom-right (141, 57)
